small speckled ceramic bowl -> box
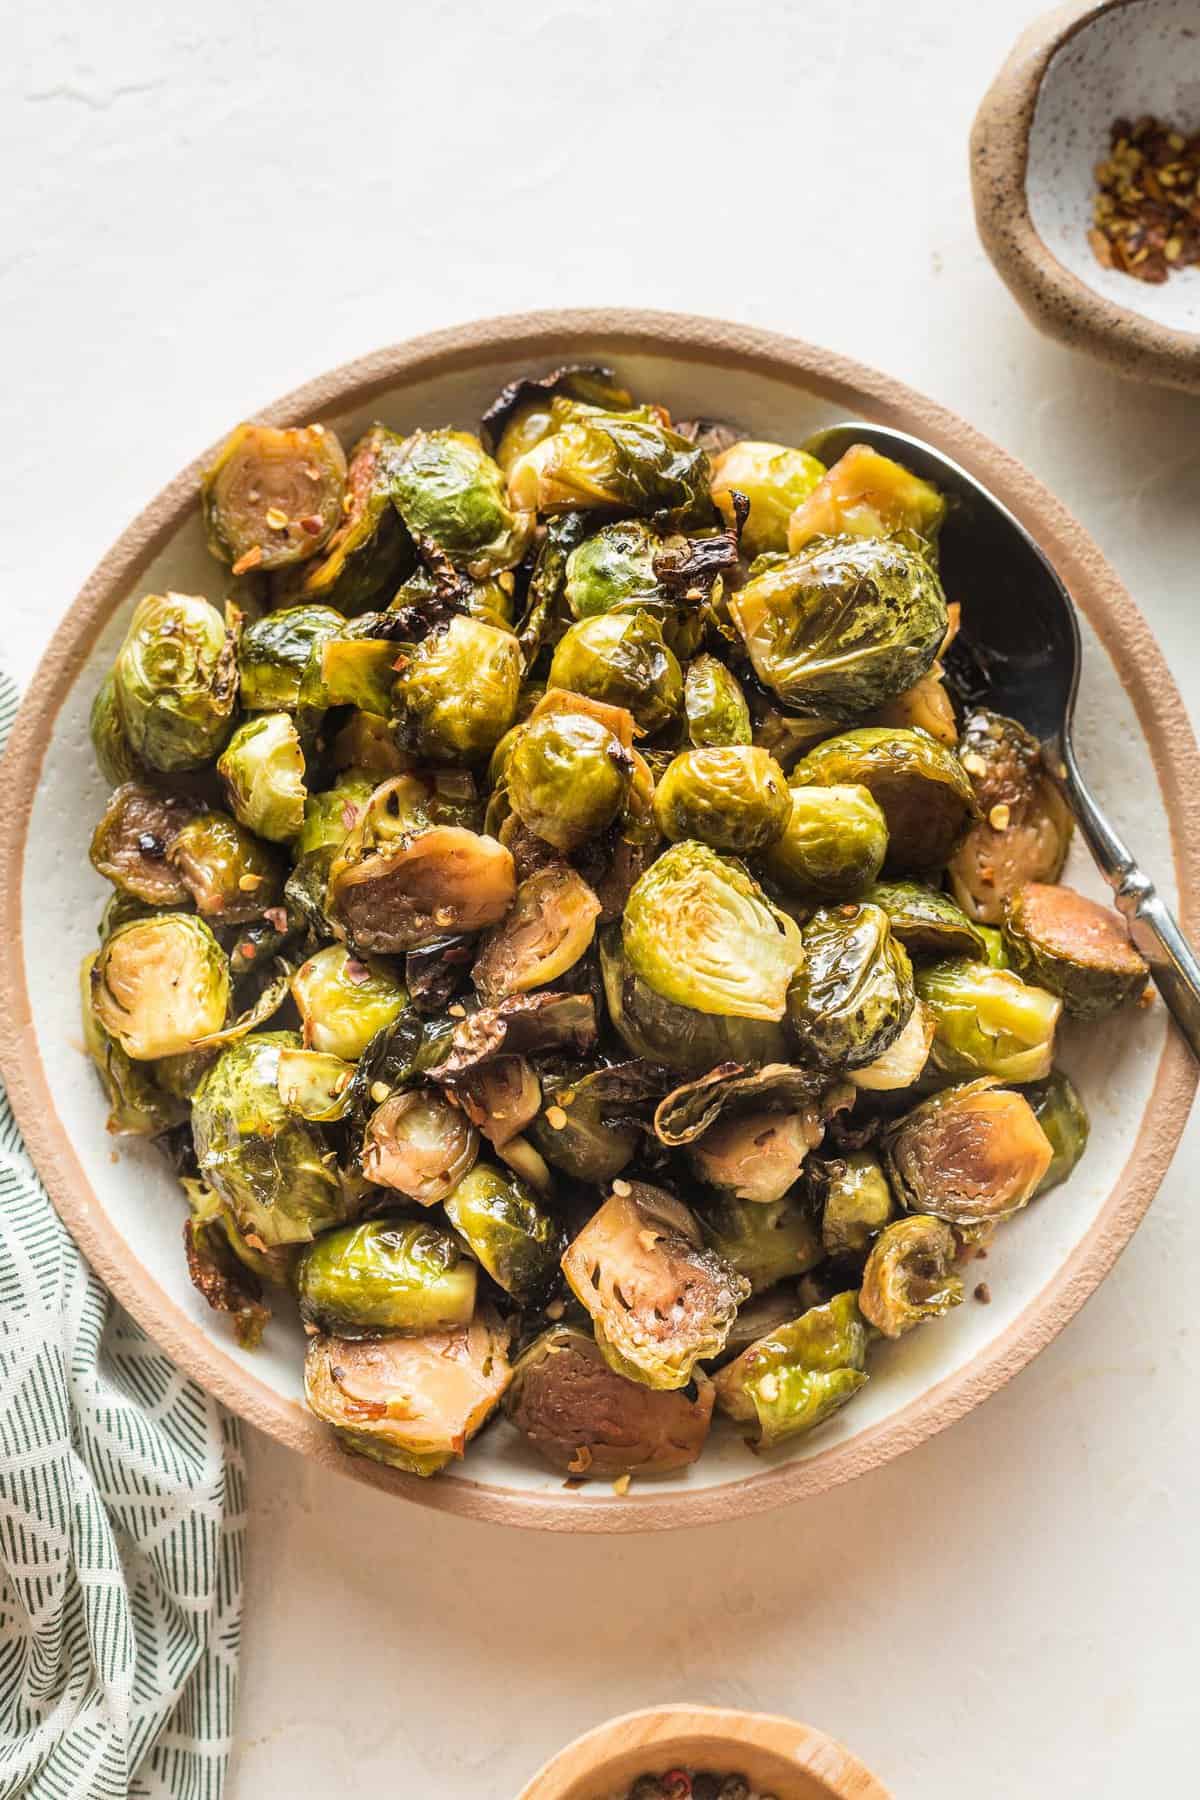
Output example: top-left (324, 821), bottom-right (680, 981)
top-left (972, 0), bottom-right (1200, 391)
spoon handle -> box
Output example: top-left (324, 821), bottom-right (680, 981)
top-left (1058, 734), bottom-right (1200, 1061)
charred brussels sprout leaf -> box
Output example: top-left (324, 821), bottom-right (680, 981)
top-left (788, 442), bottom-right (945, 555)
top-left (291, 943), bottom-right (408, 1060)
top-left (472, 864), bottom-right (601, 1002)
top-left (623, 842), bottom-right (802, 1023)
top-left (1026, 1069), bottom-right (1090, 1194)
top-left (93, 914), bottom-right (230, 1059)
top-left (396, 614), bottom-right (522, 764)
top-left (425, 990), bottom-right (597, 1079)
top-left (80, 954), bottom-right (188, 1136)
top-left (237, 605), bottom-right (344, 711)
top-left (114, 592), bottom-right (236, 773)
top-left (548, 611), bottom-right (682, 734)
top-left (304, 1310), bottom-right (512, 1476)
top-left (296, 1218), bottom-right (477, 1337)
top-left (528, 1064), bottom-right (651, 1182)
top-left (508, 407), bottom-right (712, 525)
top-left (810, 1151), bottom-right (894, 1259)
top-left (481, 364), bottom-right (633, 468)
top-left (652, 1061), bottom-right (825, 1147)
top-left (653, 747), bottom-right (791, 853)
top-left (730, 538), bottom-right (947, 721)
top-left (883, 1078), bottom-right (1053, 1225)
top-left (866, 880), bottom-right (988, 960)
top-left (299, 425), bottom-right (416, 612)
top-left (710, 440), bottom-right (825, 558)
top-left (443, 1162), bottom-right (563, 1303)
top-left (916, 957), bottom-right (1060, 1084)
top-left (90, 783), bottom-right (195, 905)
top-left (202, 422), bottom-right (346, 572)
top-left (696, 1191), bottom-right (824, 1292)
top-left (506, 709), bottom-right (632, 852)
top-left (786, 903), bottom-right (914, 1074)
top-left (948, 709), bottom-right (1073, 924)
top-left (169, 810), bottom-right (283, 923)
top-left (362, 1087), bottom-right (479, 1202)
top-left (763, 784), bottom-right (887, 901)
top-left (390, 429), bottom-right (533, 576)
top-left (684, 654), bottom-right (752, 748)
top-left (713, 1291), bottom-right (869, 1447)
top-left (183, 1216), bottom-right (271, 1349)
top-left (600, 926), bottom-right (789, 1074)
top-left (790, 727), bottom-right (977, 872)
top-left (859, 1215), bottom-right (962, 1337)
top-left (218, 713), bottom-right (307, 843)
top-left (1002, 882), bottom-right (1148, 1019)
top-left (505, 1326), bottom-right (714, 1478)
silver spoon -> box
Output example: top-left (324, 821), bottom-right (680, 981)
top-left (805, 421), bottom-right (1200, 1060)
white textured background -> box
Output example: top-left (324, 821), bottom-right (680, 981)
top-left (5, 3), bottom-right (1199, 1796)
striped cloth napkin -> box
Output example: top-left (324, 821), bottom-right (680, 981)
top-left (0, 671), bottom-right (245, 1800)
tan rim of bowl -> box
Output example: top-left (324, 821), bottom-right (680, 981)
top-left (0, 308), bottom-right (1196, 1533)
top-left (515, 1705), bottom-right (892, 1799)
top-left (971, 0), bottom-right (1200, 393)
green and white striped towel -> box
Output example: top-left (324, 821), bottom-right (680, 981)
top-left (0, 670), bottom-right (244, 1800)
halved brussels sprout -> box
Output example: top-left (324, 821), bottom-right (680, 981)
top-left (561, 1186), bottom-right (749, 1389)
top-left (298, 425), bottom-right (416, 612)
top-left (712, 1291), bottom-right (869, 1448)
top-left (218, 713), bottom-right (307, 843)
top-left (203, 423), bottom-right (346, 572)
top-left (296, 1218), bottom-right (477, 1337)
top-left (790, 727), bottom-right (977, 872)
top-left (290, 943), bottom-right (408, 1060)
top-left (868, 667), bottom-right (957, 747)
top-left (507, 407), bottom-right (711, 525)
top-left (916, 957), bottom-right (1060, 1084)
top-left (237, 605), bottom-right (344, 711)
top-left (92, 914), bottom-right (230, 1059)
top-left (295, 770), bottom-right (378, 861)
top-left (786, 903), bottom-right (914, 1074)
top-left (763, 784), bottom-right (888, 901)
top-left (563, 517), bottom-right (659, 619)
top-left (90, 671), bottom-right (141, 785)
top-left (328, 820), bottom-right (516, 955)
top-left (89, 783), bottom-right (195, 905)
top-left (709, 440), bottom-right (825, 558)
top-left (600, 926), bottom-right (789, 1074)
top-left (696, 1191), bottom-right (823, 1292)
top-left (276, 1046), bottom-right (356, 1121)
top-left (390, 429), bottom-right (533, 576)
top-left (858, 1215), bottom-right (962, 1338)
top-left (113, 592), bottom-right (236, 773)
top-left (849, 998), bottom-right (934, 1091)
top-left (330, 709), bottom-right (410, 775)
top-left (297, 633), bottom-right (398, 718)
top-left (883, 1078), bottom-right (1054, 1225)
top-left (396, 615), bottom-right (522, 765)
top-left (865, 880), bottom-right (988, 960)
top-left (528, 1063), bottom-right (650, 1182)
top-left (548, 611), bottom-right (682, 734)
top-left (453, 1055), bottom-right (541, 1149)
top-left (684, 654), bottom-right (752, 748)
top-left (425, 990), bottom-right (597, 1079)
top-left (481, 364), bottom-right (634, 469)
top-left (1002, 882), bottom-right (1148, 1019)
top-left (80, 954), bottom-right (188, 1136)
top-left (787, 443), bottom-right (944, 554)
top-left (472, 864), bottom-right (601, 1002)
top-left (183, 1214), bottom-right (271, 1349)
top-left (362, 1087), bottom-right (480, 1203)
top-left (505, 1326), bottom-right (715, 1478)
top-left (443, 1162), bottom-right (563, 1303)
top-left (169, 810), bottom-right (283, 923)
top-left (653, 747), bottom-right (791, 853)
top-left (623, 842), bottom-right (803, 1023)
top-left (506, 709), bottom-right (632, 852)
top-left (730, 538), bottom-right (947, 720)
top-left (304, 1309), bottom-right (512, 1476)
top-left (191, 1031), bottom-right (344, 1245)
top-left (810, 1151), bottom-right (894, 1259)
top-left (1026, 1069), bottom-right (1090, 1194)
top-left (688, 1108), bottom-right (823, 1206)
top-left (948, 709), bottom-right (1073, 924)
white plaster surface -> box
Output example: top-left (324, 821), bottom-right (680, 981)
top-left (3, 3), bottom-right (1199, 1795)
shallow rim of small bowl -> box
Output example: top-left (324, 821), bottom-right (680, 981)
top-left (971, 0), bottom-right (1200, 393)
top-left (515, 1705), bottom-right (892, 1799)
top-left (0, 307), bottom-right (1196, 1533)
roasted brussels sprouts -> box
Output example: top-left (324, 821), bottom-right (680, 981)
top-left (1026, 1069), bottom-right (1090, 1194)
top-left (298, 424), bottom-right (415, 611)
top-left (786, 903), bottom-right (914, 1073)
top-left (713, 1291), bottom-right (869, 1447)
top-left (453, 1055), bottom-right (541, 1149)
top-left (425, 990), bottom-right (596, 1079)
top-left (790, 727), bottom-right (977, 872)
top-left (623, 842), bottom-right (802, 1023)
top-left (600, 927), bottom-right (789, 1073)
top-left (275, 1045), bottom-right (356, 1121)
top-left (916, 957), bottom-right (1060, 1084)
top-left (859, 1215), bottom-right (962, 1337)
top-left (472, 864), bottom-right (600, 1001)
top-left (684, 654), bottom-right (752, 748)
top-left (361, 1088), bottom-right (479, 1202)
top-left (304, 1310), bottom-right (511, 1476)
top-left (730, 538), bottom-right (947, 720)
top-left (653, 747), bottom-right (791, 853)
top-left (849, 998), bottom-right (934, 1092)
top-left (90, 671), bottom-right (141, 785)
top-left (92, 914), bottom-right (230, 1059)
top-left (1002, 882), bottom-right (1148, 1019)
top-left (90, 783), bottom-right (195, 905)
top-left (763, 785), bottom-right (887, 901)
top-left (696, 1191), bottom-right (823, 1292)
top-left (327, 808), bottom-right (516, 956)
top-left (390, 429), bottom-right (533, 576)
top-left (507, 407), bottom-right (711, 524)
top-left (80, 954), bottom-right (188, 1136)
top-left (191, 1031), bottom-right (344, 1246)
top-left (203, 422), bottom-right (346, 572)
top-left (183, 1213), bottom-right (271, 1349)
top-left (482, 365), bottom-right (633, 469)
top-left (396, 615), bottom-right (523, 764)
top-left (563, 517), bottom-right (659, 618)
top-left (562, 1186), bottom-right (749, 1389)
top-left (218, 713), bottom-right (307, 843)
top-left (296, 1219), bottom-right (477, 1337)
top-left (709, 439), bottom-right (824, 557)
top-left (290, 943), bottom-right (408, 1060)
top-left (168, 810), bottom-right (283, 923)
top-left (113, 592), bottom-right (236, 773)
top-left (237, 605), bottom-right (344, 711)
top-left (787, 443), bottom-right (944, 554)
top-left (506, 708), bottom-right (632, 852)
top-left (883, 1079), bottom-right (1054, 1225)
top-left (948, 709), bottom-right (1073, 924)
top-left (443, 1162), bottom-right (563, 1302)
top-left (506, 1326), bottom-right (714, 1478)
top-left (548, 611), bottom-right (682, 734)
top-left (812, 1151), bottom-right (894, 1259)
top-left (295, 770), bottom-right (377, 861)
top-left (688, 1107), bottom-right (822, 1206)
top-left (652, 1060), bottom-right (825, 1147)
top-left (865, 880), bottom-right (988, 960)
top-left (868, 667), bottom-right (958, 747)
top-left (528, 1064), bottom-right (645, 1182)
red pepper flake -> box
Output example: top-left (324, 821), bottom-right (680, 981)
top-left (974, 1282), bottom-right (992, 1304)
top-left (264, 906), bottom-right (288, 932)
top-left (231, 545), bottom-right (264, 577)
top-left (341, 802), bottom-right (360, 831)
top-left (662, 1771), bottom-right (693, 1799)
top-left (344, 958), bottom-right (372, 986)
top-left (299, 513), bottom-right (324, 535)
top-left (1089, 113), bottom-right (1200, 284)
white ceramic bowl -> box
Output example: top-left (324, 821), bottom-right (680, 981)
top-left (1, 309), bottom-right (1195, 1532)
